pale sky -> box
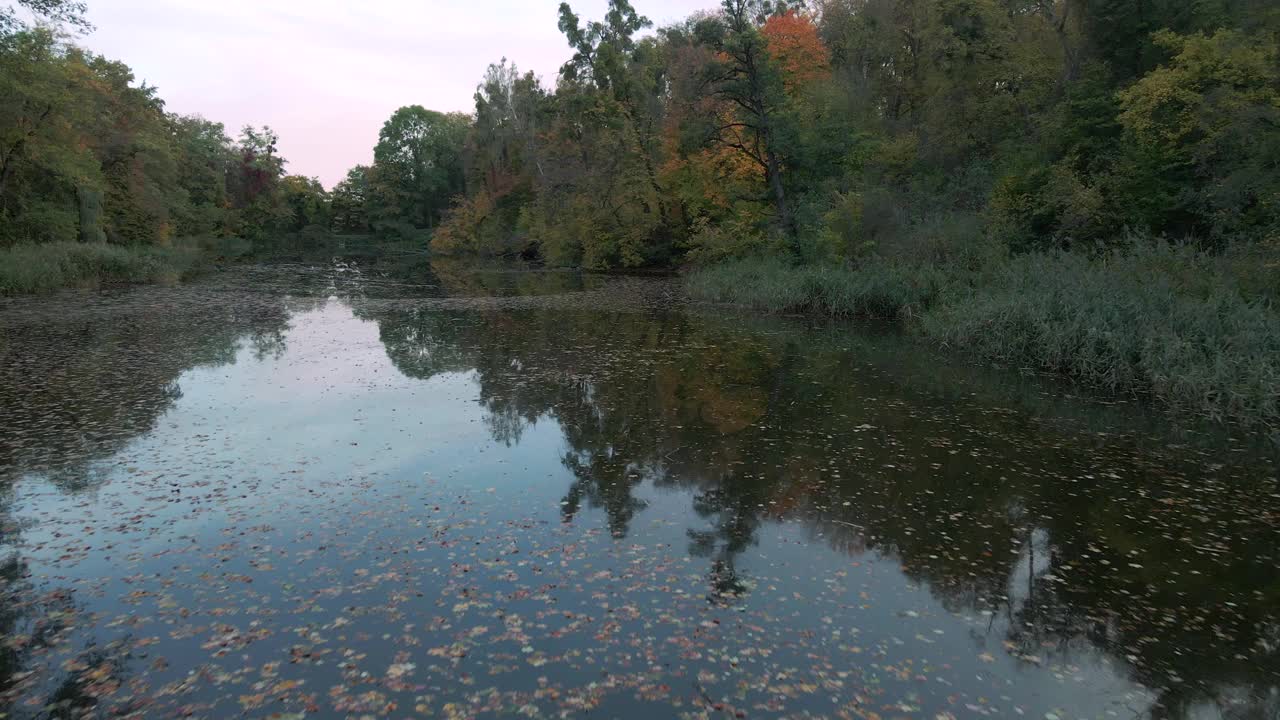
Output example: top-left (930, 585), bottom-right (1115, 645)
top-left (83, 1), bottom-right (713, 187)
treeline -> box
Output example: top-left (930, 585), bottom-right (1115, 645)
top-left (420, 0), bottom-right (1278, 268)
top-left (0, 21), bottom-right (328, 247)
top-left (4, 0), bottom-right (1277, 271)
top-left (1, 1), bottom-right (476, 253)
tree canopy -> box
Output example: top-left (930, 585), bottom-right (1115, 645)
top-left (2, 0), bottom-right (1277, 267)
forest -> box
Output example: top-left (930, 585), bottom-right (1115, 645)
top-left (2, 0), bottom-right (1278, 421)
top-left (5, 0), bottom-right (1278, 265)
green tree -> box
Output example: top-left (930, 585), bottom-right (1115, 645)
top-left (1117, 29), bottom-right (1280, 242)
top-left (0, 29), bottom-right (95, 244)
top-left (330, 165), bottom-right (372, 234)
top-left (279, 175), bottom-right (330, 232)
top-left (468, 59), bottom-right (546, 197)
top-left (371, 106), bottom-right (469, 236)
top-left (0, 0), bottom-right (91, 38)
top-left (168, 114), bottom-right (234, 237)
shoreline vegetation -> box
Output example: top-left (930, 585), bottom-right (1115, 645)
top-left (3, 0), bottom-right (1278, 427)
top-left (687, 242), bottom-right (1280, 427)
top-left (0, 241), bottom-right (203, 295)
top-left (0, 233), bottom-right (425, 295)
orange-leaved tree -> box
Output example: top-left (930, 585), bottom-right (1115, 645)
top-left (761, 9), bottom-right (830, 95)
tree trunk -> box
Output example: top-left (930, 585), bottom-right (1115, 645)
top-left (0, 136), bottom-right (32, 203)
top-left (765, 150), bottom-right (793, 238)
top-left (77, 185), bottom-right (107, 243)
top-left (624, 108), bottom-right (668, 224)
top-left (0, 141), bottom-right (21, 202)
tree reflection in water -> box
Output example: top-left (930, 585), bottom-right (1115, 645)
top-left (366, 292), bottom-right (1280, 720)
top-left (0, 288), bottom-right (304, 717)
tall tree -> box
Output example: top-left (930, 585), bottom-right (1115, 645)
top-left (557, 0), bottom-right (673, 241)
top-left (694, 0), bottom-right (795, 237)
top-left (371, 106), bottom-right (469, 234)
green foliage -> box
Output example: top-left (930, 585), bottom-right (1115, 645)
top-left (329, 166), bottom-right (372, 234)
top-left (0, 28), bottom-right (301, 249)
top-left (370, 106), bottom-right (469, 236)
top-left (279, 175), bottom-right (331, 232)
top-left (0, 23), bottom-right (339, 292)
top-left (1116, 29), bottom-right (1280, 243)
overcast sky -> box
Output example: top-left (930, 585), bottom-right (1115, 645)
top-left (82, 0), bottom-right (713, 187)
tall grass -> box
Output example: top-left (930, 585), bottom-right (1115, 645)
top-left (924, 247), bottom-right (1280, 423)
top-left (0, 242), bottom-right (203, 295)
top-left (687, 243), bottom-right (1280, 426)
top-left (685, 257), bottom-right (946, 319)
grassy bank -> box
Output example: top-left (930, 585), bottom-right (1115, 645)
top-left (687, 244), bottom-right (1280, 426)
top-left (0, 233), bottom-right (395, 296)
top-left (0, 242), bottom-right (205, 295)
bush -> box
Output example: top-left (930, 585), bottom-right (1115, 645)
top-left (0, 242), bottom-right (203, 295)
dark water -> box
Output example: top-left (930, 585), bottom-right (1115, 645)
top-left (1, 261), bottom-right (1277, 720)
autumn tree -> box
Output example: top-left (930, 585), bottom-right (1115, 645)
top-left (693, 0), bottom-right (796, 238)
top-left (761, 9), bottom-right (829, 95)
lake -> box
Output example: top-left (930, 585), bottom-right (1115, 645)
top-left (1, 260), bottom-right (1277, 719)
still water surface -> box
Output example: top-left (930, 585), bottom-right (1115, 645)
top-left (0, 262), bottom-right (1277, 719)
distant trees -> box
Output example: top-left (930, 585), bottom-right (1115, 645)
top-left (329, 166), bottom-right (373, 234)
top-left (0, 9), bottom-right (330, 249)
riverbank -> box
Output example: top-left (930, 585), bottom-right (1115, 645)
top-left (0, 234), bottom-right (412, 296)
top-left (687, 243), bottom-right (1280, 428)
top-left (0, 241), bottom-right (207, 295)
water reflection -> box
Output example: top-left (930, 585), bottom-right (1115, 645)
top-left (0, 262), bottom-right (1275, 719)
top-left (0, 287), bottom-right (312, 716)
top-left (357, 292), bottom-right (1280, 719)
top-left (0, 298), bottom-right (302, 487)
